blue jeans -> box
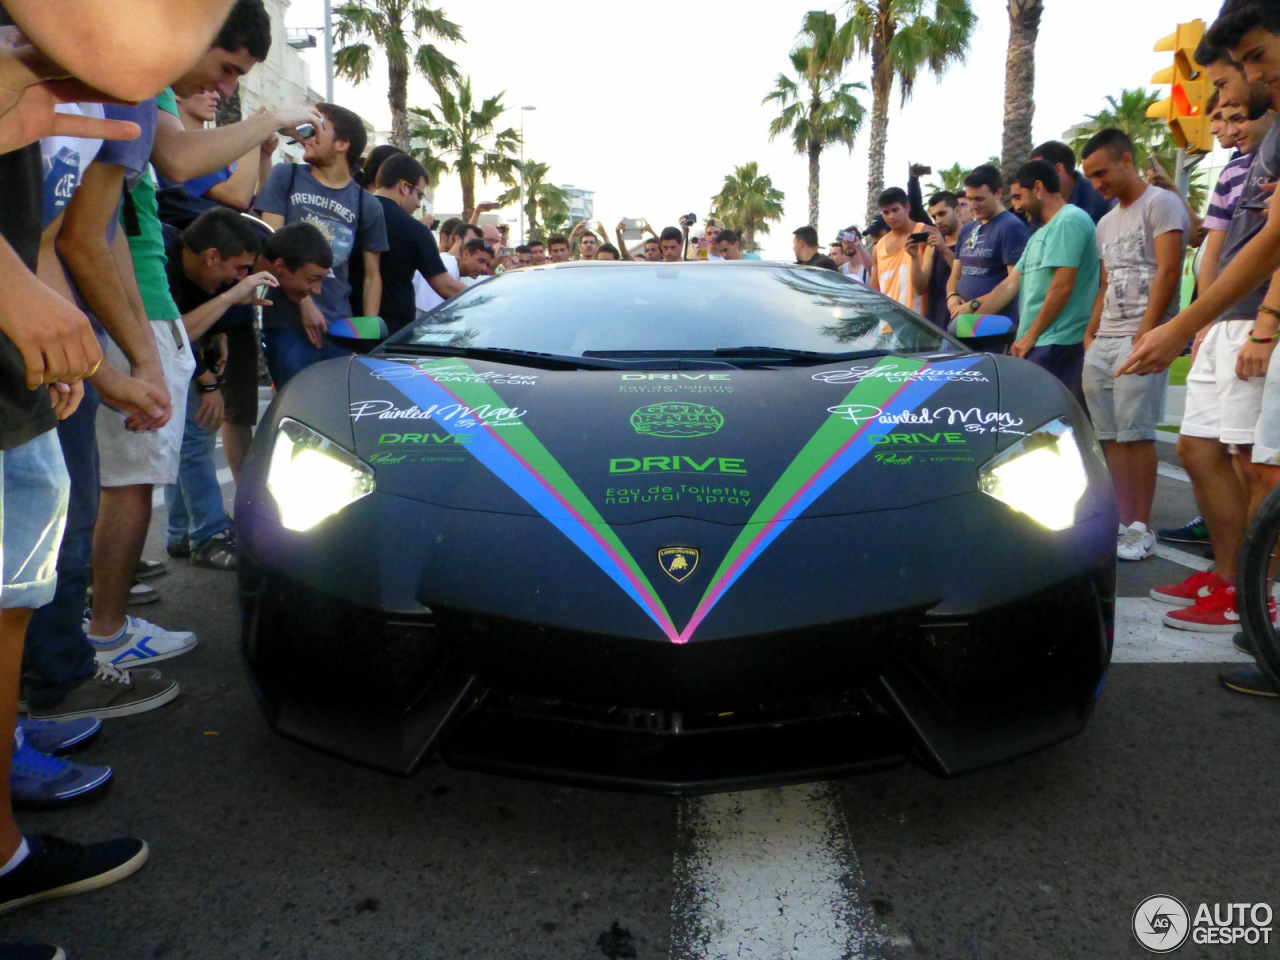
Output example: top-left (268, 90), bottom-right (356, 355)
top-left (22, 387), bottom-right (99, 708)
top-left (0, 429), bottom-right (70, 610)
top-left (165, 382), bottom-right (231, 549)
top-left (262, 324), bottom-right (348, 389)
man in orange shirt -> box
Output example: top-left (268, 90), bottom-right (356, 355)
top-left (869, 187), bottom-right (927, 314)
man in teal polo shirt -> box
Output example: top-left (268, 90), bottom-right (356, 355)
top-left (972, 159), bottom-right (1100, 405)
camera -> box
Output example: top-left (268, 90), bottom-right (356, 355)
top-left (294, 123), bottom-right (316, 140)
top-left (678, 213), bottom-right (697, 229)
top-left (909, 231), bottom-right (931, 244)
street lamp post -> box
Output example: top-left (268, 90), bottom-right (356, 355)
top-left (520, 105), bottom-right (536, 245)
top-left (323, 0), bottom-right (334, 102)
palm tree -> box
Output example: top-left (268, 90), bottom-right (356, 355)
top-left (333, 0), bottom-right (463, 152)
top-left (496, 159), bottom-right (570, 242)
top-left (765, 12), bottom-right (865, 230)
top-left (832, 0), bottom-right (978, 222)
top-left (710, 162), bottom-right (786, 252)
top-left (408, 76), bottom-right (522, 221)
top-left (1068, 88), bottom-right (1208, 209)
top-left (1001, 0), bottom-right (1043, 183)
top-left (924, 161), bottom-right (968, 195)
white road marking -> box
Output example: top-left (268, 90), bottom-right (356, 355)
top-left (670, 783), bottom-right (903, 960)
top-left (150, 467), bottom-right (234, 507)
top-left (1157, 461), bottom-right (1190, 484)
top-left (1151, 542), bottom-right (1213, 571)
top-left (1112, 597), bottom-right (1253, 663)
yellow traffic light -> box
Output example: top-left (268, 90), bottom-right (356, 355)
top-left (1147, 20), bottom-right (1213, 154)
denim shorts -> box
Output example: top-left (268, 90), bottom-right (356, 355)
top-left (0, 429), bottom-right (71, 610)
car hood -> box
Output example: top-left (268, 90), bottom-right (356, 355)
top-left (345, 352), bottom-right (1021, 525)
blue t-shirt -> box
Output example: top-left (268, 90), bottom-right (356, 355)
top-left (956, 209), bottom-right (1030, 320)
top-left (256, 162), bottom-right (389, 324)
top-left (182, 165), bottom-right (233, 198)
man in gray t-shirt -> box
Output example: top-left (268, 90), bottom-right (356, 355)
top-left (1080, 130), bottom-right (1188, 563)
top-left (256, 103), bottom-right (388, 326)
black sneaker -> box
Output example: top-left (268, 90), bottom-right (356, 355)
top-left (166, 538), bottom-right (190, 559)
top-left (1218, 665), bottom-right (1280, 698)
top-left (1157, 516), bottom-right (1210, 546)
top-left (133, 559), bottom-right (167, 581)
top-left (1233, 632), bottom-right (1254, 656)
top-left (190, 529), bottom-right (236, 571)
top-left (0, 834), bottom-right (148, 916)
top-left (0, 945), bottom-right (65, 960)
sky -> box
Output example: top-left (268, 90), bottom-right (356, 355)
top-left (285, 0), bottom-right (1226, 257)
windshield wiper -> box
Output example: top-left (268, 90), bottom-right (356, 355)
top-left (376, 343), bottom-right (630, 370)
top-left (582, 347), bottom-right (892, 367)
top-left (712, 347), bottom-right (892, 364)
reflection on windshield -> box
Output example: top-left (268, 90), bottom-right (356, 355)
top-left (386, 263), bottom-right (952, 357)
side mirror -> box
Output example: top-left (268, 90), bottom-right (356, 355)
top-left (950, 313), bottom-right (1015, 353)
top-left (325, 316), bottom-right (389, 355)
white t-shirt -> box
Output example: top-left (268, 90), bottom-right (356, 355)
top-left (413, 252), bottom-right (460, 314)
top-left (842, 261), bottom-right (868, 284)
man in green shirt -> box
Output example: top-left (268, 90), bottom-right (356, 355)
top-left (973, 159), bottom-right (1100, 405)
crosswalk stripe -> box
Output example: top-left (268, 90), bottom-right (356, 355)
top-left (1112, 596), bottom-right (1253, 663)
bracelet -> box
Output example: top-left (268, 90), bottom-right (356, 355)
top-left (1258, 304), bottom-right (1280, 321)
top-left (195, 380), bottom-right (221, 393)
top-left (946, 293), bottom-right (963, 302)
top-left (1248, 330), bottom-right (1279, 344)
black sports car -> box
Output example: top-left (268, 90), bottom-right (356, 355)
top-left (237, 262), bottom-right (1117, 794)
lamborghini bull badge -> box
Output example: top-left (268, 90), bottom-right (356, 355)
top-left (658, 547), bottom-right (700, 582)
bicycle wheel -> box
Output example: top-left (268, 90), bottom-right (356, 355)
top-left (1239, 481), bottom-right (1280, 685)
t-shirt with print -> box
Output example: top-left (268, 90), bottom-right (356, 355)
top-left (102, 93), bottom-right (181, 322)
top-left (1015, 204), bottom-right (1100, 346)
top-left (956, 209), bottom-right (1030, 321)
top-left (1203, 152), bottom-right (1252, 233)
top-left (375, 195), bottom-right (447, 335)
top-left (1217, 123), bottom-right (1280, 322)
top-left (256, 162), bottom-right (389, 323)
top-left (1094, 186), bottom-right (1189, 338)
top-left (39, 104), bottom-right (105, 228)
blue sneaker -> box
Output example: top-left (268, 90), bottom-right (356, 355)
top-left (9, 740), bottom-right (112, 810)
top-left (0, 834), bottom-right (148, 916)
top-left (16, 717), bottom-right (101, 755)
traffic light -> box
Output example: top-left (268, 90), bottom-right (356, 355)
top-left (1147, 20), bottom-right (1213, 154)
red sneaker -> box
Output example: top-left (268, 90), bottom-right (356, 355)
top-left (1149, 570), bottom-right (1227, 607)
top-left (1163, 587), bottom-right (1276, 633)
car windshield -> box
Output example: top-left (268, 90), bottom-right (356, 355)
top-left (384, 262), bottom-right (957, 359)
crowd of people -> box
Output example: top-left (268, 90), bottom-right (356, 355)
top-left (1, 0), bottom-right (1280, 956)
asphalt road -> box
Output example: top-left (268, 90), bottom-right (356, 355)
top-left (7, 430), bottom-right (1280, 960)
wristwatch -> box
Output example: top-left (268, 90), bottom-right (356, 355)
top-left (969, 299), bottom-right (981, 312)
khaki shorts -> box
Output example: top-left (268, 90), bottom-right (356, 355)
top-left (1082, 336), bottom-right (1167, 442)
top-left (97, 320), bottom-right (196, 487)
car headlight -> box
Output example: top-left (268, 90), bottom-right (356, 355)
top-left (978, 418), bottom-right (1088, 531)
top-left (266, 418), bottom-right (375, 532)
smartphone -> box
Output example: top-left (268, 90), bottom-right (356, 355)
top-left (909, 231), bottom-right (930, 243)
top-left (1147, 155), bottom-right (1161, 172)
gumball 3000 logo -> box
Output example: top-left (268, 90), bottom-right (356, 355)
top-left (630, 403), bottom-right (724, 439)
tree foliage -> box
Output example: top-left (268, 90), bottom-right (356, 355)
top-left (408, 76), bottom-right (521, 221)
top-left (333, 0), bottom-right (463, 151)
top-left (495, 159), bottom-right (570, 242)
top-left (710, 162), bottom-right (786, 252)
top-left (765, 11), bottom-right (865, 230)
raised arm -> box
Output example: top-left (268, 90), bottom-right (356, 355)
top-left (152, 103), bottom-right (323, 184)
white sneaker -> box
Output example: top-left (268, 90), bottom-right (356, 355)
top-left (1117, 521), bottom-right (1156, 561)
top-left (86, 615), bottom-right (198, 667)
